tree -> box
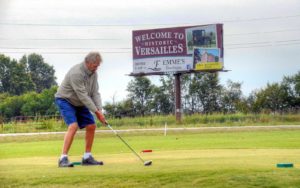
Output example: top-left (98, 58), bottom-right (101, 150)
top-left (21, 54), bottom-right (57, 93)
top-left (103, 99), bottom-right (135, 118)
top-left (181, 74), bottom-right (194, 114)
top-left (0, 54), bottom-right (35, 95)
top-left (118, 99), bottom-right (135, 117)
top-left (37, 86), bottom-right (58, 115)
top-left (221, 80), bottom-right (243, 113)
top-left (282, 71), bottom-right (300, 111)
top-left (159, 75), bottom-right (175, 113)
top-left (251, 83), bottom-right (290, 113)
top-left (0, 54), bottom-right (10, 93)
top-left (151, 85), bottom-right (173, 114)
top-left (0, 93), bottom-right (10, 102)
top-left (127, 77), bottom-right (155, 116)
top-left (21, 92), bottom-right (40, 116)
top-left (0, 86), bottom-right (58, 119)
top-left (0, 95), bottom-right (25, 119)
top-left (20, 86), bottom-right (58, 116)
top-left (189, 73), bottom-right (222, 114)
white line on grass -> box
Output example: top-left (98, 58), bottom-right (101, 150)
top-left (1, 125), bottom-right (300, 137)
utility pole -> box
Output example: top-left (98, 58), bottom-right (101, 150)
top-left (174, 73), bottom-right (181, 123)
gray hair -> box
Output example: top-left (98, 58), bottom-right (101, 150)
top-left (85, 52), bottom-right (102, 63)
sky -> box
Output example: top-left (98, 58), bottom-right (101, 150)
top-left (0, 0), bottom-right (299, 104)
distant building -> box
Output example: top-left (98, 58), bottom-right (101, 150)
top-left (201, 51), bottom-right (215, 62)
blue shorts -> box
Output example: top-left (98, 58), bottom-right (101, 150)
top-left (55, 98), bottom-right (95, 129)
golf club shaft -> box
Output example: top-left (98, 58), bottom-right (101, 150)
top-left (107, 124), bottom-right (145, 163)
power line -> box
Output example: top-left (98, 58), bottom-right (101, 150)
top-left (0, 47), bottom-right (131, 50)
top-left (0, 28), bottom-right (298, 41)
top-left (226, 39), bottom-right (300, 46)
top-left (0, 38), bottom-right (121, 41)
top-left (0, 14), bottom-right (299, 27)
top-left (226, 28), bottom-right (300, 36)
top-left (227, 42), bottom-right (300, 49)
top-left (0, 51), bottom-right (131, 54)
top-left (1, 39), bottom-right (300, 50)
top-left (1, 42), bottom-right (300, 55)
top-left (223, 14), bottom-right (300, 23)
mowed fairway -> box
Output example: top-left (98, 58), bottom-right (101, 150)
top-left (1, 129), bottom-right (300, 187)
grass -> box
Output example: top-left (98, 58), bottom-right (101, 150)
top-left (1, 129), bottom-right (300, 187)
top-left (108, 113), bottom-right (300, 127)
top-left (1, 113), bottom-right (300, 133)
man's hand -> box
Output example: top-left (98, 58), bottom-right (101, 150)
top-left (95, 110), bottom-right (107, 125)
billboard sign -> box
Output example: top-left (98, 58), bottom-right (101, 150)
top-left (132, 24), bottom-right (223, 74)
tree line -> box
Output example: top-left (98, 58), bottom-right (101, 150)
top-left (0, 54), bottom-right (57, 95)
top-left (0, 54), bottom-right (57, 121)
top-left (104, 72), bottom-right (300, 118)
top-left (0, 53), bottom-right (299, 121)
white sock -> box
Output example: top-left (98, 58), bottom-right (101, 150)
top-left (83, 152), bottom-right (92, 159)
top-left (60, 154), bottom-right (68, 160)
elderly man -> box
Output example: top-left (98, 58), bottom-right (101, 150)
top-left (55, 52), bottom-right (107, 167)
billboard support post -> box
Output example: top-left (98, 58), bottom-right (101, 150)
top-left (175, 73), bottom-right (182, 123)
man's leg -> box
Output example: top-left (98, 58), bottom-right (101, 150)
top-left (85, 124), bottom-right (96, 152)
top-left (55, 98), bottom-right (78, 167)
top-left (58, 123), bottom-right (78, 167)
top-left (82, 124), bottom-right (103, 165)
top-left (62, 123), bottom-right (78, 155)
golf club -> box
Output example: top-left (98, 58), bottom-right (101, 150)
top-left (106, 123), bottom-right (152, 166)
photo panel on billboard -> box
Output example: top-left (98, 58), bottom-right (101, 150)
top-left (132, 24), bottom-right (223, 75)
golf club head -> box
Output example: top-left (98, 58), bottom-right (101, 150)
top-left (144, 160), bottom-right (152, 166)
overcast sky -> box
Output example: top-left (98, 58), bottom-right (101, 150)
top-left (0, 0), bottom-right (299, 104)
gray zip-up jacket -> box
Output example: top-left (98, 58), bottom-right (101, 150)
top-left (55, 62), bottom-right (102, 113)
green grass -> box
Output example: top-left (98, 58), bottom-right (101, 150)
top-left (107, 113), bottom-right (300, 127)
top-left (1, 113), bottom-right (300, 133)
top-left (1, 129), bottom-right (300, 187)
